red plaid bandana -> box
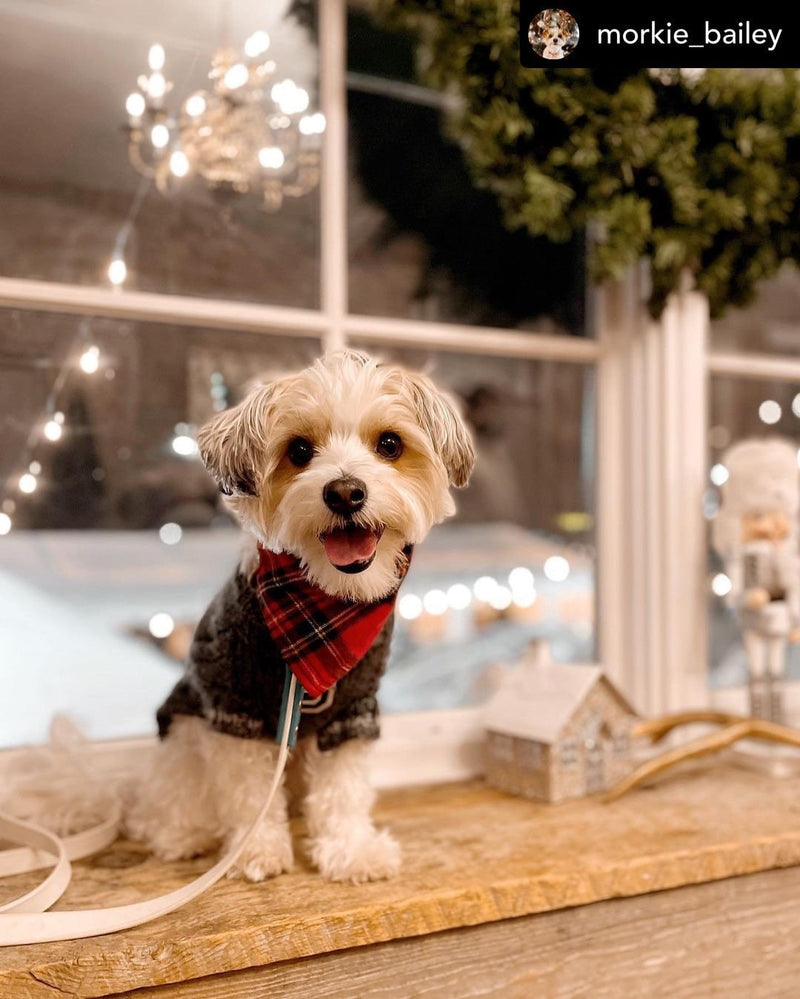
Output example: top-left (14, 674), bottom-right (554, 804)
top-left (254, 544), bottom-right (412, 698)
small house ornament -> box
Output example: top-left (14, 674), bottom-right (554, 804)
top-left (484, 643), bottom-right (638, 802)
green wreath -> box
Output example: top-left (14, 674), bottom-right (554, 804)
top-left (371, 2), bottom-right (800, 317)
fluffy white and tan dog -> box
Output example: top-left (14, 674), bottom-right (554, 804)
top-left (127, 350), bottom-right (474, 883)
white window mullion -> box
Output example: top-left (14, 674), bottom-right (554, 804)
top-left (345, 313), bottom-right (601, 362)
top-left (709, 350), bottom-right (800, 383)
top-left (319, 0), bottom-right (348, 353)
top-left (0, 277), bottom-right (328, 337)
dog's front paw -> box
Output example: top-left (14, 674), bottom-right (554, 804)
top-left (225, 823), bottom-right (294, 882)
top-left (310, 826), bottom-right (401, 884)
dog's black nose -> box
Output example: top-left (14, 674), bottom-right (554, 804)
top-left (323, 477), bottom-right (367, 515)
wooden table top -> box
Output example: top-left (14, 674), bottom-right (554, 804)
top-left (4, 760), bottom-right (800, 998)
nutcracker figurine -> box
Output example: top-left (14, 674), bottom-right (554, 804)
top-left (713, 437), bottom-right (800, 723)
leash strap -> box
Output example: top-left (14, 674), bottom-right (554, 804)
top-left (0, 675), bottom-right (303, 946)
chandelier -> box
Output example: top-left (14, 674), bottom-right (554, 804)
top-left (123, 32), bottom-right (325, 210)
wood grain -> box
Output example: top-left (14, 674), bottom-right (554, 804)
top-left (110, 865), bottom-right (800, 999)
top-left (5, 760), bottom-right (800, 997)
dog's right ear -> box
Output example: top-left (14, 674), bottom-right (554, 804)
top-left (197, 384), bottom-right (275, 498)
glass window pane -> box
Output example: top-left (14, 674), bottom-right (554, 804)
top-left (708, 376), bottom-right (800, 692)
top-left (350, 345), bottom-right (596, 712)
top-left (0, 309), bottom-right (320, 747)
top-left (346, 7), bottom-right (587, 335)
top-left (0, 2), bottom-right (320, 306)
top-left (711, 264), bottom-right (800, 356)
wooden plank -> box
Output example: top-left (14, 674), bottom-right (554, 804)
top-left (109, 865), bottom-right (800, 999)
top-left (5, 761), bottom-right (800, 997)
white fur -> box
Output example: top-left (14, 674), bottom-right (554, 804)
top-left (127, 718), bottom-right (398, 883)
top-left (129, 352), bottom-right (474, 882)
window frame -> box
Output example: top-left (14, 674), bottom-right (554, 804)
top-left (12, 0), bottom-right (787, 768)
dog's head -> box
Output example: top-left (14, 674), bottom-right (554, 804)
top-left (198, 351), bottom-right (476, 601)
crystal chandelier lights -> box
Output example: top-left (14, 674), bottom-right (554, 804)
top-left (124, 32), bottom-right (325, 210)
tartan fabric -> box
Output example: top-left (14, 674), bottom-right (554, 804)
top-left (254, 544), bottom-right (411, 698)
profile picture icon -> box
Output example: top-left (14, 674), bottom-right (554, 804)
top-left (528, 9), bottom-right (579, 61)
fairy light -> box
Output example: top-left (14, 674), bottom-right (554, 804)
top-left (223, 63), bottom-right (249, 90)
top-left (108, 256), bottom-right (127, 286)
top-left (159, 522), bottom-right (183, 545)
top-left (43, 418), bottom-right (63, 441)
top-left (513, 589), bottom-right (537, 609)
top-left (543, 556), bottom-right (570, 583)
top-left (172, 434), bottom-right (198, 457)
top-left (0, 513), bottom-right (11, 535)
top-left (244, 30), bottom-right (270, 58)
top-left (423, 589), bottom-right (448, 616)
top-left (711, 573), bottom-right (732, 597)
top-left (508, 567), bottom-right (534, 590)
top-left (184, 94), bottom-right (207, 117)
top-left (150, 123), bottom-right (170, 149)
top-left (488, 586), bottom-right (513, 611)
top-left (147, 73), bottom-right (167, 100)
top-left (446, 583), bottom-right (472, 610)
top-left (508, 566), bottom-right (537, 607)
top-left (710, 463), bottom-right (729, 487)
top-left (258, 147), bottom-right (285, 169)
top-left (18, 472), bottom-right (37, 494)
top-left (148, 612), bottom-right (175, 639)
top-left (148, 44), bottom-right (166, 71)
top-left (299, 112), bottom-right (326, 136)
top-left (270, 79), bottom-right (309, 115)
top-left (125, 92), bottom-right (146, 119)
top-left (473, 576), bottom-right (498, 602)
top-left (79, 345), bottom-right (100, 374)
top-left (398, 594), bottom-right (423, 621)
top-left (169, 150), bottom-right (190, 178)
top-left (758, 400), bottom-right (782, 425)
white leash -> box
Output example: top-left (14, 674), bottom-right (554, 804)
top-left (0, 674), bottom-right (299, 946)
top-left (0, 803), bottom-right (120, 914)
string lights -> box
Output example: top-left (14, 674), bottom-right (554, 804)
top-left (0, 327), bottom-right (201, 539)
top-left (398, 566), bottom-right (542, 622)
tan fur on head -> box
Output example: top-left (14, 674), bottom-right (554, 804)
top-left (197, 350), bottom-right (476, 601)
top-left (398, 369), bottom-right (475, 488)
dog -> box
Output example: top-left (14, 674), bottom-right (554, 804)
top-left (531, 14), bottom-right (577, 61)
top-left (127, 350), bottom-right (475, 883)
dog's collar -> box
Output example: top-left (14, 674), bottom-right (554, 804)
top-left (253, 544), bottom-right (412, 698)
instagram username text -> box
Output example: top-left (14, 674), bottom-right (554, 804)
top-left (598, 21), bottom-right (783, 53)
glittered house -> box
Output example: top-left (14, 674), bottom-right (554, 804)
top-left (484, 646), bottom-right (637, 803)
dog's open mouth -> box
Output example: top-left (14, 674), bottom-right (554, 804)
top-left (319, 525), bottom-right (384, 574)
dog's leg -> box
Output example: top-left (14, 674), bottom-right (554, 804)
top-left (125, 716), bottom-right (220, 861)
top-left (303, 739), bottom-right (401, 883)
top-left (205, 728), bottom-right (294, 882)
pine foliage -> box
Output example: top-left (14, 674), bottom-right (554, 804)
top-left (372, 2), bottom-right (800, 316)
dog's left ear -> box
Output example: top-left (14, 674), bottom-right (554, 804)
top-left (405, 372), bottom-right (476, 488)
top-left (197, 384), bottom-right (276, 497)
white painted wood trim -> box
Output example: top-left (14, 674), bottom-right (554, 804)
top-left (345, 312), bottom-right (600, 361)
top-left (708, 350), bottom-right (800, 383)
top-left (596, 270), bottom-right (709, 715)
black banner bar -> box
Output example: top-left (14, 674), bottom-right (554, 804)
top-left (519, 5), bottom-right (795, 68)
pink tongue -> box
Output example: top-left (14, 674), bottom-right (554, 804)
top-left (322, 528), bottom-right (378, 566)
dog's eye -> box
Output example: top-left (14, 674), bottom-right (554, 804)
top-left (287, 437), bottom-right (314, 467)
top-left (376, 432), bottom-right (403, 460)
